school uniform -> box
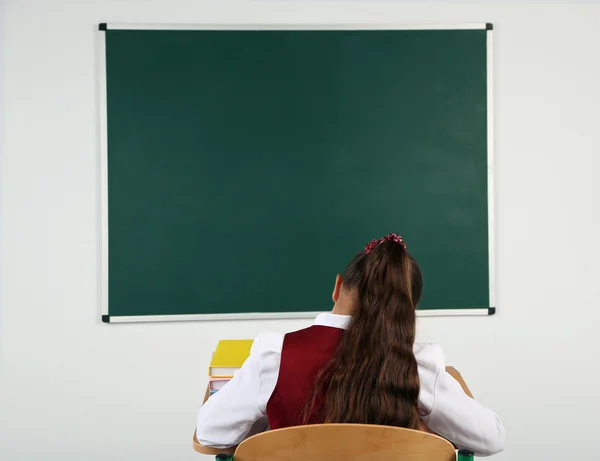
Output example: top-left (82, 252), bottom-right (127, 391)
top-left (196, 313), bottom-right (505, 457)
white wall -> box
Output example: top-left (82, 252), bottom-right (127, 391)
top-left (2, 1), bottom-right (600, 460)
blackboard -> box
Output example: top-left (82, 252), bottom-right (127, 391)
top-left (99, 24), bottom-right (495, 322)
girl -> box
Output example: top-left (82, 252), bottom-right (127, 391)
top-left (196, 234), bottom-right (505, 457)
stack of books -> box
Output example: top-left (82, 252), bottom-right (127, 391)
top-left (208, 339), bottom-right (253, 396)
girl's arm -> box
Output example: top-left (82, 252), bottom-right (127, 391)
top-left (416, 344), bottom-right (505, 457)
top-left (196, 333), bottom-right (283, 448)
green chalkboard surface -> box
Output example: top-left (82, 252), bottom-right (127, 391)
top-left (100, 25), bottom-right (494, 322)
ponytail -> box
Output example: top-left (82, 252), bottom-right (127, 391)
top-left (303, 235), bottom-right (423, 428)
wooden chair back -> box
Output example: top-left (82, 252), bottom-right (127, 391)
top-left (233, 423), bottom-right (456, 461)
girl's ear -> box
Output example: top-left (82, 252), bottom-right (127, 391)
top-left (332, 274), bottom-right (343, 303)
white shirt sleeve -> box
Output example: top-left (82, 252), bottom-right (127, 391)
top-left (196, 332), bottom-right (283, 448)
top-left (415, 344), bottom-right (506, 457)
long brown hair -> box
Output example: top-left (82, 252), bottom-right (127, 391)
top-left (303, 237), bottom-right (423, 428)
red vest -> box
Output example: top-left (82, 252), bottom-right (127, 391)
top-left (266, 325), bottom-right (343, 429)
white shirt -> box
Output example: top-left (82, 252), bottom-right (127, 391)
top-left (197, 313), bottom-right (505, 457)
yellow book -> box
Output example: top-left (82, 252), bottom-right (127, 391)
top-left (209, 339), bottom-right (253, 376)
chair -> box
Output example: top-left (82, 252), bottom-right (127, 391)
top-left (230, 423), bottom-right (456, 461)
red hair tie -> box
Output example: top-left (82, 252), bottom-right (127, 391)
top-left (364, 233), bottom-right (407, 254)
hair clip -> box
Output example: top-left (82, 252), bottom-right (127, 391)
top-left (384, 233), bottom-right (407, 250)
top-left (364, 233), bottom-right (407, 254)
top-left (364, 239), bottom-right (380, 254)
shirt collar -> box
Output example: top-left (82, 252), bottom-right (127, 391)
top-left (313, 312), bottom-right (351, 330)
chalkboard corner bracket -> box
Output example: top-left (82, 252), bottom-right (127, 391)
top-left (101, 315), bottom-right (111, 323)
top-left (99, 23), bottom-right (107, 31)
top-left (486, 23), bottom-right (493, 30)
top-left (487, 307), bottom-right (496, 315)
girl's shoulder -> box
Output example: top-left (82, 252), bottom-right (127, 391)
top-left (414, 343), bottom-right (446, 371)
top-left (250, 331), bottom-right (285, 356)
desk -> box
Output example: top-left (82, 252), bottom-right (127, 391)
top-left (193, 366), bottom-right (473, 455)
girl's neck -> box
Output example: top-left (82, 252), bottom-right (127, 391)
top-left (331, 297), bottom-right (356, 316)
